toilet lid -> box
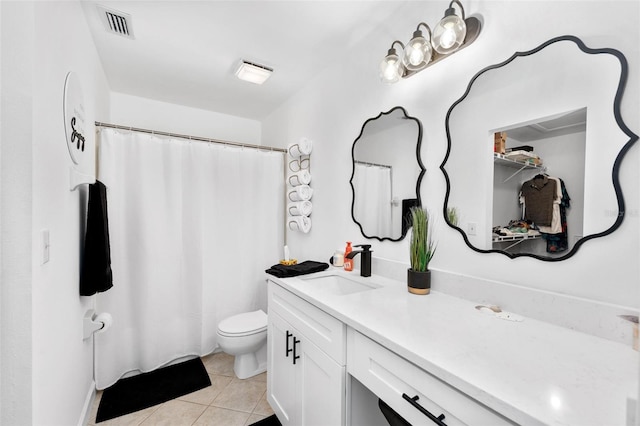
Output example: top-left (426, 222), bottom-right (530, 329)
top-left (218, 310), bottom-right (267, 335)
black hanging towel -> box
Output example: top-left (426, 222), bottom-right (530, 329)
top-left (80, 180), bottom-right (113, 296)
top-left (401, 198), bottom-right (419, 235)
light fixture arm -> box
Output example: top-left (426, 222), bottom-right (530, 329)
top-left (447, 0), bottom-right (466, 20)
top-left (414, 22), bottom-right (432, 40)
top-left (388, 40), bottom-right (405, 55)
top-left (416, 22), bottom-right (432, 38)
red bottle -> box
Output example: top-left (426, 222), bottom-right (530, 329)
top-left (343, 242), bottom-right (353, 271)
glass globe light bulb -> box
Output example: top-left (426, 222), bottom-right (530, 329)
top-left (379, 49), bottom-right (401, 84)
top-left (407, 40), bottom-right (425, 65)
top-left (440, 26), bottom-right (457, 49)
top-left (432, 8), bottom-right (467, 54)
top-left (402, 30), bottom-right (432, 71)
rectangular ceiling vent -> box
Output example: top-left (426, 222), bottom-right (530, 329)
top-left (533, 108), bottom-right (587, 132)
top-left (97, 5), bottom-right (135, 39)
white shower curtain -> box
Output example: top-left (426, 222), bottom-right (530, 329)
top-left (94, 129), bottom-right (284, 389)
top-left (352, 163), bottom-right (392, 237)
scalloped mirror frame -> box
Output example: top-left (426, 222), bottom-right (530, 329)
top-left (350, 106), bottom-right (426, 242)
top-left (440, 35), bottom-right (638, 261)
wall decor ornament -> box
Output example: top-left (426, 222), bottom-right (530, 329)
top-left (64, 71), bottom-right (95, 190)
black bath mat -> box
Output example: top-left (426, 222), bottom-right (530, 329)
top-left (96, 357), bottom-right (211, 422)
top-left (250, 414), bottom-right (282, 426)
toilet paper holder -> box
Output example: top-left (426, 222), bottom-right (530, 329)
top-left (83, 309), bottom-right (111, 340)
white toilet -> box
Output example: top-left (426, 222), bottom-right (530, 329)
top-left (216, 309), bottom-right (268, 379)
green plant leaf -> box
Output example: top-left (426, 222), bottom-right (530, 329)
top-left (409, 206), bottom-right (436, 272)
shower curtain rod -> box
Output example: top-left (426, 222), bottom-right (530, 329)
top-left (355, 160), bottom-right (391, 169)
top-left (95, 121), bottom-right (287, 153)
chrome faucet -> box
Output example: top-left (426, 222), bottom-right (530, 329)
top-left (346, 244), bottom-right (372, 277)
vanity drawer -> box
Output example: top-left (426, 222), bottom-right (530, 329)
top-left (347, 329), bottom-right (513, 426)
top-left (268, 281), bottom-right (346, 364)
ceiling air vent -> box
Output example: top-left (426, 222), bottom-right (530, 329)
top-left (97, 5), bottom-right (134, 39)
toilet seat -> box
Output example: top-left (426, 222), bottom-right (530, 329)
top-left (217, 310), bottom-right (267, 337)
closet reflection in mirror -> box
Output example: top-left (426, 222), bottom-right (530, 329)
top-left (350, 106), bottom-right (424, 241)
top-left (492, 108), bottom-right (586, 256)
top-left (442, 36), bottom-right (637, 261)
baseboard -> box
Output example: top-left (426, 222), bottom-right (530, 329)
top-left (77, 380), bottom-right (96, 426)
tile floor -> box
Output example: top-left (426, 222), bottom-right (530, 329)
top-left (87, 352), bottom-right (274, 426)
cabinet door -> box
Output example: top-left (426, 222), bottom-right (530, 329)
top-left (269, 281), bottom-right (346, 364)
top-left (298, 336), bottom-right (345, 426)
top-left (267, 312), bottom-right (298, 426)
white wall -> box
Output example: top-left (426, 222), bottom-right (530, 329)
top-left (5, 1), bottom-right (112, 425)
top-left (110, 92), bottom-right (262, 145)
top-left (262, 1), bottom-right (639, 309)
top-left (1, 2), bottom-right (35, 424)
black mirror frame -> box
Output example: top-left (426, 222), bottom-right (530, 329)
top-left (350, 106), bottom-right (426, 242)
top-left (440, 35), bottom-right (638, 261)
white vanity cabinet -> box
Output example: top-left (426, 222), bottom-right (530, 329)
top-left (347, 329), bottom-right (515, 426)
top-left (266, 271), bottom-right (637, 426)
top-left (267, 280), bottom-right (346, 426)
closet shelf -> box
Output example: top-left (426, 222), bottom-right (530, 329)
top-left (494, 153), bottom-right (545, 183)
top-left (492, 233), bottom-right (541, 251)
top-left (494, 152), bottom-right (544, 169)
top-left (492, 233), bottom-right (541, 242)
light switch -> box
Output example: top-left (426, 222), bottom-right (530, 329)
top-left (467, 222), bottom-right (477, 236)
top-left (42, 229), bottom-right (50, 264)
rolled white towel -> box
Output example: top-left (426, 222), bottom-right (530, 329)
top-left (288, 137), bottom-right (313, 158)
top-left (298, 137), bottom-right (313, 155)
top-left (288, 201), bottom-right (313, 216)
top-left (288, 184), bottom-right (313, 201)
top-left (288, 215), bottom-right (311, 233)
top-left (288, 158), bottom-right (310, 173)
top-left (288, 170), bottom-right (311, 187)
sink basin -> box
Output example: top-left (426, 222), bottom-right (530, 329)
top-left (300, 274), bottom-right (381, 296)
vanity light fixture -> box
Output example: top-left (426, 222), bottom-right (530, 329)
top-left (235, 60), bottom-right (273, 85)
top-left (380, 0), bottom-right (481, 84)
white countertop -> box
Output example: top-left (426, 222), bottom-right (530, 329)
top-left (267, 268), bottom-right (638, 426)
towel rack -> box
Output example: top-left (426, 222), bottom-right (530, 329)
top-left (286, 138), bottom-right (313, 236)
top-left (70, 167), bottom-right (96, 191)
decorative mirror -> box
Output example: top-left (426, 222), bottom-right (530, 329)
top-left (441, 35), bottom-right (637, 261)
top-left (350, 106), bottom-right (425, 241)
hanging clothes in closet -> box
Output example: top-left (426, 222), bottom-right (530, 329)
top-left (520, 174), bottom-right (571, 253)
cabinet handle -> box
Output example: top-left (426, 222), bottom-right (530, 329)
top-left (293, 337), bottom-right (301, 365)
top-left (402, 393), bottom-right (447, 426)
top-left (286, 331), bottom-right (293, 358)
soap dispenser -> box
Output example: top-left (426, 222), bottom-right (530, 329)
top-left (343, 242), bottom-right (353, 271)
top-left (332, 249), bottom-right (344, 267)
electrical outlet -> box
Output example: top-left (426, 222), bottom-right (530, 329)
top-left (467, 222), bottom-right (477, 235)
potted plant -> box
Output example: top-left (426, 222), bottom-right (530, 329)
top-left (408, 206), bottom-right (436, 295)
top-left (447, 206), bottom-right (459, 226)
